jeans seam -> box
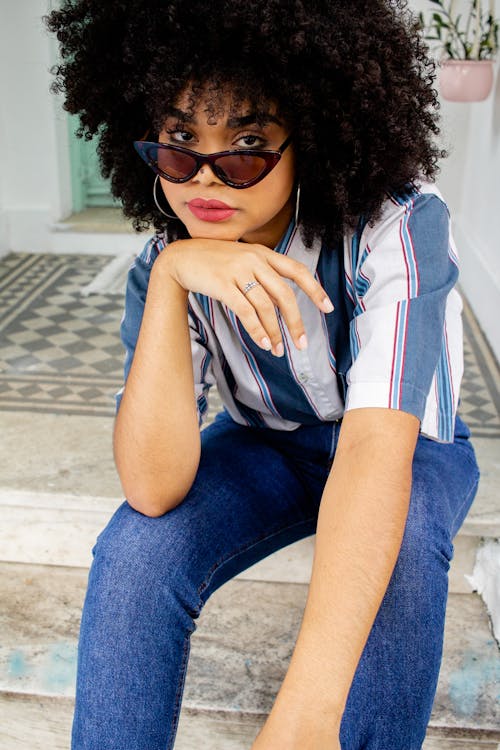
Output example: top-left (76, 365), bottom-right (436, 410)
top-left (196, 515), bottom-right (317, 600)
top-left (449, 469), bottom-right (480, 537)
top-left (166, 634), bottom-right (191, 750)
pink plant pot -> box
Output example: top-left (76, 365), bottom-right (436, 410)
top-left (439, 60), bottom-right (495, 102)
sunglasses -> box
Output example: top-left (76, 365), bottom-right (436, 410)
top-left (133, 133), bottom-right (293, 189)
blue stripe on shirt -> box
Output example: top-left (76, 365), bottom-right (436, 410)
top-left (392, 194), bottom-right (458, 420)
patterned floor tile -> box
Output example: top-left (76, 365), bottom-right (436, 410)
top-left (0, 252), bottom-right (498, 436)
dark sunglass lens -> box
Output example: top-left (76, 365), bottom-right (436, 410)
top-left (155, 146), bottom-right (197, 180)
top-left (215, 154), bottom-right (270, 185)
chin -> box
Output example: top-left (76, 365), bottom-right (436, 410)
top-left (185, 222), bottom-right (243, 243)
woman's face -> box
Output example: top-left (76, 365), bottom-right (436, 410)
top-left (158, 88), bottom-right (296, 248)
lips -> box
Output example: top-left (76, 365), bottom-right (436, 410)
top-left (188, 198), bottom-right (234, 210)
top-left (187, 198), bottom-right (237, 222)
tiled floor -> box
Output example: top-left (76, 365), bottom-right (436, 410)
top-left (0, 251), bottom-right (499, 436)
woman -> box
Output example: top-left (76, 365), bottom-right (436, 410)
top-left (46, 1), bottom-right (480, 748)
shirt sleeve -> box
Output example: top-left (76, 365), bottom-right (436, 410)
top-left (343, 189), bottom-right (463, 443)
top-left (187, 300), bottom-right (215, 426)
top-left (115, 236), bottom-right (214, 426)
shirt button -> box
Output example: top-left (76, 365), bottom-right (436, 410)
top-left (298, 372), bottom-right (309, 383)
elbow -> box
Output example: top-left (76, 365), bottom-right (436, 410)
top-left (118, 450), bottom-right (201, 518)
top-left (113, 429), bottom-right (201, 517)
top-left (124, 473), bottom-right (198, 517)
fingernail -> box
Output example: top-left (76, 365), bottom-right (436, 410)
top-left (297, 334), bottom-right (308, 350)
top-left (275, 342), bottom-right (285, 357)
top-left (261, 337), bottom-right (272, 351)
top-left (322, 297), bottom-right (334, 313)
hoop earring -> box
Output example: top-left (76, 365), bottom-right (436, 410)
top-left (153, 175), bottom-right (178, 220)
top-left (295, 183), bottom-right (301, 225)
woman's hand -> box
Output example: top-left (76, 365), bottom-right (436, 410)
top-left (249, 718), bottom-right (341, 749)
top-left (248, 680), bottom-right (342, 750)
top-left (159, 237), bottom-right (334, 357)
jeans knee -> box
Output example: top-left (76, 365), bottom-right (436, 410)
top-left (90, 499), bottom-right (205, 617)
top-left (92, 501), bottom-right (178, 581)
top-left (93, 500), bottom-right (155, 556)
top-left (399, 474), bottom-right (455, 571)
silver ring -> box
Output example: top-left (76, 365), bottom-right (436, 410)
top-left (242, 281), bottom-right (260, 295)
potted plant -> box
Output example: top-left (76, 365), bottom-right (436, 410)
top-left (418, 0), bottom-right (499, 101)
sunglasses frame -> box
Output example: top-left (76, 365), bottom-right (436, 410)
top-left (133, 133), bottom-right (293, 189)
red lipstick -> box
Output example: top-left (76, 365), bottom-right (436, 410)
top-left (187, 198), bottom-right (237, 222)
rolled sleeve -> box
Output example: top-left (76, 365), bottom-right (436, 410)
top-left (344, 190), bottom-right (462, 442)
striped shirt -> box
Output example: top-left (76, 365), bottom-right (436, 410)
top-left (117, 180), bottom-right (463, 443)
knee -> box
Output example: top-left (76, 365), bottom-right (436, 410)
top-left (87, 501), bottom-right (203, 631)
top-left (398, 472), bottom-right (454, 568)
top-left (92, 500), bottom-right (185, 577)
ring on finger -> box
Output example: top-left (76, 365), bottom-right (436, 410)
top-left (242, 280), bottom-right (261, 295)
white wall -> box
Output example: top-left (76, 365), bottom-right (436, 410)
top-left (436, 70), bottom-right (500, 360)
top-left (447, 73), bottom-right (500, 359)
top-left (409, 0), bottom-right (500, 359)
top-left (0, 0), bottom-right (71, 254)
top-left (0, 83), bottom-right (7, 255)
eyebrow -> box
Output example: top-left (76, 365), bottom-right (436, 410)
top-left (164, 107), bottom-right (283, 128)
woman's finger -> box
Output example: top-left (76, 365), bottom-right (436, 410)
top-left (250, 270), bottom-right (307, 352)
top-left (236, 282), bottom-right (285, 356)
top-left (264, 252), bottom-right (334, 314)
top-left (227, 287), bottom-right (282, 355)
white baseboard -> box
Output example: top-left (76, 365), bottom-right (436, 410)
top-left (0, 210), bottom-right (8, 255)
top-left (453, 216), bottom-right (500, 362)
top-left (3, 209), bottom-right (52, 253)
top-left (49, 228), bottom-right (145, 255)
top-left (0, 208), bottom-right (147, 256)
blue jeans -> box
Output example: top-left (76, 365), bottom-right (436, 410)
top-left (72, 411), bottom-right (480, 750)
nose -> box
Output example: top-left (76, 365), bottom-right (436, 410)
top-left (192, 163), bottom-right (224, 186)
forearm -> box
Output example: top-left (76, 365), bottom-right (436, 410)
top-left (271, 410), bottom-right (419, 733)
top-left (113, 256), bottom-right (201, 516)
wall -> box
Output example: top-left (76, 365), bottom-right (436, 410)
top-left (410, 0), bottom-right (500, 359)
top-left (448, 75), bottom-right (500, 359)
top-left (0, 0), bottom-right (71, 254)
top-left (0, 88), bottom-right (7, 254)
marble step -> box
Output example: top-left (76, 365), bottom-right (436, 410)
top-left (0, 487), bottom-right (496, 595)
top-left (1, 410), bottom-right (497, 538)
top-left (1, 562), bottom-right (499, 743)
top-left (1, 694), bottom-right (499, 750)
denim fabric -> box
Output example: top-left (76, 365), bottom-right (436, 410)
top-left (71, 411), bottom-right (480, 750)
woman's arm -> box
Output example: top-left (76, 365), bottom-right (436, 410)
top-left (251, 406), bottom-right (420, 748)
top-left (113, 255), bottom-right (200, 516)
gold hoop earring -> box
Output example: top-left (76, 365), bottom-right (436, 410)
top-left (153, 175), bottom-right (178, 220)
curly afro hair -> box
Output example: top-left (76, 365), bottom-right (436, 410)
top-left (45, 0), bottom-right (446, 248)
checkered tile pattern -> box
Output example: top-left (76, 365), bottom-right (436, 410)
top-left (459, 294), bottom-right (500, 438)
top-left (0, 253), bottom-right (123, 416)
top-left (0, 252), bottom-right (498, 437)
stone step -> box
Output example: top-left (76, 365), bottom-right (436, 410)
top-left (1, 406), bottom-right (497, 598)
top-left (1, 410), bottom-right (498, 539)
top-left (1, 694), bottom-right (499, 750)
top-left (0, 488), bottom-right (496, 595)
top-left (1, 562), bottom-right (498, 745)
